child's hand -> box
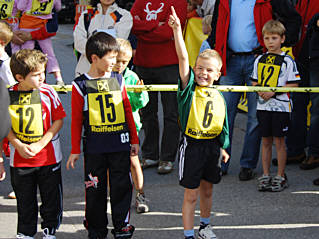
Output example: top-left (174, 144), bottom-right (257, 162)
top-left (16, 143), bottom-right (36, 159)
top-left (134, 79), bottom-right (144, 93)
top-left (317, 20), bottom-right (319, 27)
top-left (168, 6), bottom-right (181, 29)
top-left (0, 162), bottom-right (6, 181)
top-left (221, 149), bottom-right (229, 163)
top-left (130, 144), bottom-right (139, 156)
top-left (28, 142), bottom-right (44, 155)
top-left (66, 154), bottom-right (80, 170)
top-left (259, 91), bottom-right (275, 101)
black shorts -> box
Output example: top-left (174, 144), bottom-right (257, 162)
top-left (178, 136), bottom-right (221, 189)
top-left (257, 110), bottom-right (290, 137)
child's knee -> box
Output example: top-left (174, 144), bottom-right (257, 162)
top-left (184, 189), bottom-right (198, 203)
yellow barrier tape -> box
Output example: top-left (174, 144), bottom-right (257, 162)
top-left (52, 84), bottom-right (319, 93)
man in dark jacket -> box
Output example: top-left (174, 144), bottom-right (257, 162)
top-left (213, 0), bottom-right (301, 180)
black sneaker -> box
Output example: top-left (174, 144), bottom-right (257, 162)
top-left (239, 167), bottom-right (256, 181)
top-left (185, 236), bottom-right (195, 239)
top-left (111, 224), bottom-right (135, 239)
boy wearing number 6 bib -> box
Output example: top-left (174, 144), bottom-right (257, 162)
top-left (66, 32), bottom-right (138, 239)
top-left (251, 20), bottom-right (300, 192)
top-left (7, 49), bottom-right (66, 239)
top-left (169, 6), bottom-right (229, 239)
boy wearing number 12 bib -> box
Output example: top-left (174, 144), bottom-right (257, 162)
top-left (66, 32), bottom-right (138, 239)
top-left (251, 20), bottom-right (300, 192)
top-left (7, 49), bottom-right (66, 239)
top-left (169, 7), bottom-right (229, 239)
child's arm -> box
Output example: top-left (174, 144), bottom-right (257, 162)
top-left (0, 140), bottom-right (5, 181)
top-left (7, 130), bottom-right (35, 159)
top-left (169, 6), bottom-right (190, 90)
top-left (28, 119), bottom-right (63, 155)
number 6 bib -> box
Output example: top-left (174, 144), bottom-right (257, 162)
top-left (9, 90), bottom-right (44, 143)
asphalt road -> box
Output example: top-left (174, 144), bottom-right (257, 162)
top-left (0, 24), bottom-right (319, 239)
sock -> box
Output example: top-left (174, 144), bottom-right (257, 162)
top-left (200, 217), bottom-right (210, 226)
top-left (184, 229), bottom-right (194, 238)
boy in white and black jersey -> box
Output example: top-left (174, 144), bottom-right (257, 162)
top-left (251, 20), bottom-right (300, 192)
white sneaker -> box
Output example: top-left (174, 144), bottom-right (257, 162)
top-left (16, 233), bottom-right (34, 239)
top-left (198, 224), bottom-right (217, 239)
top-left (136, 192), bottom-right (149, 213)
top-left (43, 228), bottom-right (56, 239)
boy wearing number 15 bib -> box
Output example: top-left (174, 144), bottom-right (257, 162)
top-left (66, 32), bottom-right (138, 239)
top-left (7, 49), bottom-right (66, 239)
top-left (251, 20), bottom-right (300, 192)
top-left (169, 7), bottom-right (229, 239)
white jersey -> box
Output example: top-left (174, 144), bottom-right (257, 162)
top-left (251, 52), bottom-right (300, 112)
top-left (0, 52), bottom-right (16, 86)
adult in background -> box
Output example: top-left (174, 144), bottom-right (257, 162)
top-left (130, 0), bottom-right (187, 174)
top-left (213, 0), bottom-right (301, 180)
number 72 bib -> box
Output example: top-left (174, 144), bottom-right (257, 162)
top-left (9, 90), bottom-right (44, 143)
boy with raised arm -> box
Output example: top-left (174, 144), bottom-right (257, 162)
top-left (169, 6), bottom-right (229, 239)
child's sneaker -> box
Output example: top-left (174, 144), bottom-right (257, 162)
top-left (185, 236), bottom-right (195, 239)
top-left (270, 174), bottom-right (289, 192)
top-left (198, 224), bottom-right (217, 239)
top-left (136, 192), bottom-right (149, 213)
top-left (43, 228), bottom-right (56, 239)
top-left (56, 78), bottom-right (65, 86)
top-left (8, 191), bottom-right (16, 199)
top-left (16, 233), bottom-right (34, 239)
top-left (111, 224), bottom-right (135, 239)
top-left (257, 175), bottom-right (272, 191)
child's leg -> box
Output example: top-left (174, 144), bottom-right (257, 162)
top-left (274, 136), bottom-right (287, 177)
top-left (10, 167), bottom-right (38, 237)
top-left (261, 137), bottom-right (273, 175)
top-left (130, 155), bottom-right (144, 192)
top-left (199, 180), bottom-right (213, 220)
top-left (182, 188), bottom-right (199, 230)
top-left (38, 163), bottom-right (63, 235)
top-left (21, 39), bottom-right (36, 50)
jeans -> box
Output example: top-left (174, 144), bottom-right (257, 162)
top-left (135, 65), bottom-right (180, 162)
top-left (219, 54), bottom-right (261, 171)
top-left (307, 58), bottom-right (319, 157)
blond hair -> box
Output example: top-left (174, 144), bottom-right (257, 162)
top-left (196, 49), bottom-right (223, 69)
top-left (202, 15), bottom-right (212, 27)
top-left (0, 21), bottom-right (13, 46)
top-left (10, 49), bottom-right (48, 80)
top-left (262, 19), bottom-right (286, 37)
top-left (116, 38), bottom-right (133, 56)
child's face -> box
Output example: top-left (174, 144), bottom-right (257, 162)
top-left (113, 51), bottom-right (132, 74)
top-left (94, 50), bottom-right (118, 74)
top-left (202, 24), bottom-right (211, 35)
top-left (100, 0), bottom-right (115, 7)
top-left (16, 65), bottom-right (46, 90)
top-left (194, 57), bottom-right (221, 87)
top-left (263, 32), bottom-right (285, 54)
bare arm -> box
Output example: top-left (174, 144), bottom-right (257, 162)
top-left (168, 6), bottom-right (190, 90)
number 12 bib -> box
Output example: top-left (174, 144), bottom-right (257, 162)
top-left (9, 90), bottom-right (44, 144)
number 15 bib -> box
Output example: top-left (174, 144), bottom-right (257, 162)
top-left (9, 90), bottom-right (44, 143)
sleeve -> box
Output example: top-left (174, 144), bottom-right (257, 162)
top-left (250, 57), bottom-right (260, 82)
top-left (0, 80), bottom-right (11, 141)
top-left (71, 83), bottom-right (84, 154)
top-left (135, 0), bottom-right (187, 43)
top-left (114, 10), bottom-right (133, 39)
top-left (130, 0), bottom-right (159, 35)
top-left (122, 85), bottom-right (139, 145)
top-left (50, 87), bottom-right (66, 121)
top-left (286, 57), bottom-right (300, 84)
top-left (73, 12), bottom-right (89, 54)
top-left (218, 94), bottom-right (230, 149)
top-left (54, 0), bottom-right (61, 12)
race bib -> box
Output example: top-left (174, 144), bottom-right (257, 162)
top-left (185, 87), bottom-right (225, 139)
top-left (28, 0), bottom-right (53, 16)
top-left (257, 53), bottom-right (285, 87)
top-left (9, 90), bottom-right (44, 143)
top-left (0, 0), bottom-right (14, 19)
top-left (86, 78), bottom-right (127, 134)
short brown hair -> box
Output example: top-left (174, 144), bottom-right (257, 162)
top-left (10, 49), bottom-right (48, 80)
top-left (262, 19), bottom-right (286, 37)
top-left (116, 38), bottom-right (133, 56)
top-left (196, 49), bottom-right (223, 69)
top-left (0, 21), bottom-right (13, 46)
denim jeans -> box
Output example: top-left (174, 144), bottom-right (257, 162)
top-left (135, 65), bottom-right (180, 163)
top-left (307, 58), bottom-right (319, 157)
top-left (219, 54), bottom-right (261, 171)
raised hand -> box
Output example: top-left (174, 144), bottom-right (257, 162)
top-left (168, 6), bottom-right (181, 29)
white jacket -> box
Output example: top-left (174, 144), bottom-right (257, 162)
top-left (73, 3), bottom-right (132, 77)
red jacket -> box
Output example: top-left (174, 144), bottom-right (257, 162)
top-left (214, 0), bottom-right (273, 75)
top-left (293, 0), bottom-right (319, 59)
top-left (131, 0), bottom-right (187, 68)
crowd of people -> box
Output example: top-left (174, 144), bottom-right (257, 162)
top-left (0, 0), bottom-right (318, 238)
